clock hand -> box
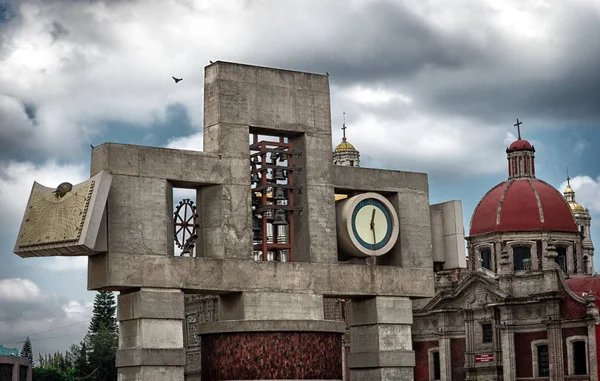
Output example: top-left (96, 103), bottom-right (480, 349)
top-left (371, 208), bottom-right (377, 244)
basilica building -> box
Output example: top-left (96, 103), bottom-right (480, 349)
top-left (411, 129), bottom-right (597, 381)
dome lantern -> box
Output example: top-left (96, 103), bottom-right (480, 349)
top-left (333, 112), bottom-right (360, 167)
top-left (506, 118), bottom-right (536, 179)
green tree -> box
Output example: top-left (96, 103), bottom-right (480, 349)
top-left (89, 291), bottom-right (117, 334)
top-left (21, 336), bottom-right (33, 365)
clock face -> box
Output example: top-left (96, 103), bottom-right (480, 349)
top-left (351, 198), bottom-right (393, 250)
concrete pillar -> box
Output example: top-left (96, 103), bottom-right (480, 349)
top-left (116, 288), bottom-right (185, 381)
top-left (12, 362), bottom-right (17, 381)
top-left (500, 328), bottom-right (516, 381)
top-left (547, 321), bottom-right (564, 381)
top-left (348, 297), bottom-right (414, 381)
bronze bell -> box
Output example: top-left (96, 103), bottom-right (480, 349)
top-left (274, 168), bottom-right (286, 181)
top-left (251, 172), bottom-right (261, 183)
top-left (272, 209), bottom-right (288, 225)
top-left (252, 193), bottom-right (260, 207)
top-left (277, 152), bottom-right (288, 162)
top-left (251, 156), bottom-right (260, 165)
top-left (273, 187), bottom-right (286, 201)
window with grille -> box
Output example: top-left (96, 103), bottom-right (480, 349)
top-left (513, 246), bottom-right (531, 271)
top-left (537, 344), bottom-right (549, 377)
top-left (482, 323), bottom-right (493, 343)
top-left (0, 364), bottom-right (13, 381)
top-left (19, 366), bottom-right (28, 381)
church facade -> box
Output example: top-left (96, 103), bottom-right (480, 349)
top-left (411, 130), bottom-right (597, 381)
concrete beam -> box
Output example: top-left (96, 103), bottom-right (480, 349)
top-left (88, 254), bottom-right (435, 298)
top-left (90, 143), bottom-right (224, 185)
top-left (332, 166), bottom-right (428, 193)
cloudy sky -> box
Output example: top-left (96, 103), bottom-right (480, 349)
top-left (1, 0), bottom-right (599, 358)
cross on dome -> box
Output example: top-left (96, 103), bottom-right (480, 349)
top-left (514, 118), bottom-right (523, 140)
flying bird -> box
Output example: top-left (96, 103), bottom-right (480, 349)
top-left (172, 76), bottom-right (183, 84)
top-left (326, 72), bottom-right (329, 76)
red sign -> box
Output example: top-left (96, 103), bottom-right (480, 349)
top-left (475, 354), bottom-right (494, 363)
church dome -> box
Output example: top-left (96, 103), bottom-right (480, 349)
top-left (334, 141), bottom-right (356, 152)
top-left (508, 139), bottom-right (533, 152)
top-left (564, 185), bottom-right (585, 213)
top-left (469, 179), bottom-right (578, 236)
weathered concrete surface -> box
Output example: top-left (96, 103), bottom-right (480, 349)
top-left (349, 297), bottom-right (415, 380)
top-left (220, 292), bottom-right (324, 320)
top-left (196, 319), bottom-right (346, 334)
top-left (430, 200), bottom-right (466, 269)
top-left (88, 254), bottom-right (435, 298)
top-left (117, 289), bottom-right (184, 380)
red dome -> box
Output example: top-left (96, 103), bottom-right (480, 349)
top-left (469, 179), bottom-right (578, 236)
top-left (508, 139), bottom-right (533, 151)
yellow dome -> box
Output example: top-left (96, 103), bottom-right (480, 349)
top-left (568, 201), bottom-right (585, 213)
top-left (334, 141), bottom-right (356, 152)
top-left (565, 185), bottom-right (575, 194)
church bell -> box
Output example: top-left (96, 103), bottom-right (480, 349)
top-left (272, 209), bottom-right (288, 225)
top-left (273, 187), bottom-right (286, 201)
top-left (274, 168), bottom-right (286, 181)
top-left (252, 216), bottom-right (262, 241)
top-left (251, 172), bottom-right (261, 183)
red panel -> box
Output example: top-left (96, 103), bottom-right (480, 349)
top-left (533, 180), bottom-right (578, 232)
top-left (451, 338), bottom-right (466, 381)
top-left (414, 341), bottom-right (438, 381)
top-left (201, 332), bottom-right (342, 380)
top-left (498, 180), bottom-right (541, 231)
top-left (560, 294), bottom-right (587, 320)
top-left (515, 331), bottom-right (547, 378)
top-left (470, 183), bottom-right (506, 235)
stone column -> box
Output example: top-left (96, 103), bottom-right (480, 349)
top-left (439, 336), bottom-right (452, 381)
top-left (348, 296), bottom-right (414, 381)
top-left (587, 321), bottom-right (598, 381)
top-left (500, 328), bottom-right (516, 381)
top-left (547, 320), bottom-right (564, 381)
top-left (198, 292), bottom-right (345, 380)
top-left (116, 288), bottom-right (185, 381)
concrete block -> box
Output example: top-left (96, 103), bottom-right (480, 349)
top-left (91, 143), bottom-right (224, 184)
top-left (348, 350), bottom-right (415, 368)
top-left (350, 297), bottom-right (412, 326)
top-left (117, 366), bottom-right (184, 381)
top-left (107, 175), bottom-right (170, 255)
top-left (116, 348), bottom-right (186, 367)
top-left (350, 367), bottom-right (414, 381)
top-left (219, 292), bottom-right (324, 321)
top-left (392, 190), bottom-right (433, 268)
top-left (333, 166), bottom-right (429, 193)
top-left (117, 289), bottom-right (184, 321)
top-left (118, 319), bottom-right (183, 349)
top-left (203, 123), bottom-right (250, 160)
top-left (350, 325), bottom-right (412, 352)
top-left (306, 185), bottom-right (338, 263)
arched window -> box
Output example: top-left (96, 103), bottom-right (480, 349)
top-left (555, 246), bottom-right (567, 273)
top-left (513, 246), bottom-right (531, 271)
top-left (480, 249), bottom-right (492, 271)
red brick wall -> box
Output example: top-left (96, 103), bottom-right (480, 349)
top-left (201, 332), bottom-right (342, 380)
top-left (451, 338), bottom-right (466, 381)
top-left (414, 340), bottom-right (438, 381)
top-left (515, 331), bottom-right (547, 379)
top-left (561, 295), bottom-right (587, 320)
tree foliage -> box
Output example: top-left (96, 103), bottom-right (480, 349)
top-left (34, 291), bottom-right (118, 381)
top-left (21, 336), bottom-right (33, 365)
top-left (89, 291), bottom-right (117, 334)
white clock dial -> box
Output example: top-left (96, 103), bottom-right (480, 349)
top-left (354, 205), bottom-right (389, 245)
